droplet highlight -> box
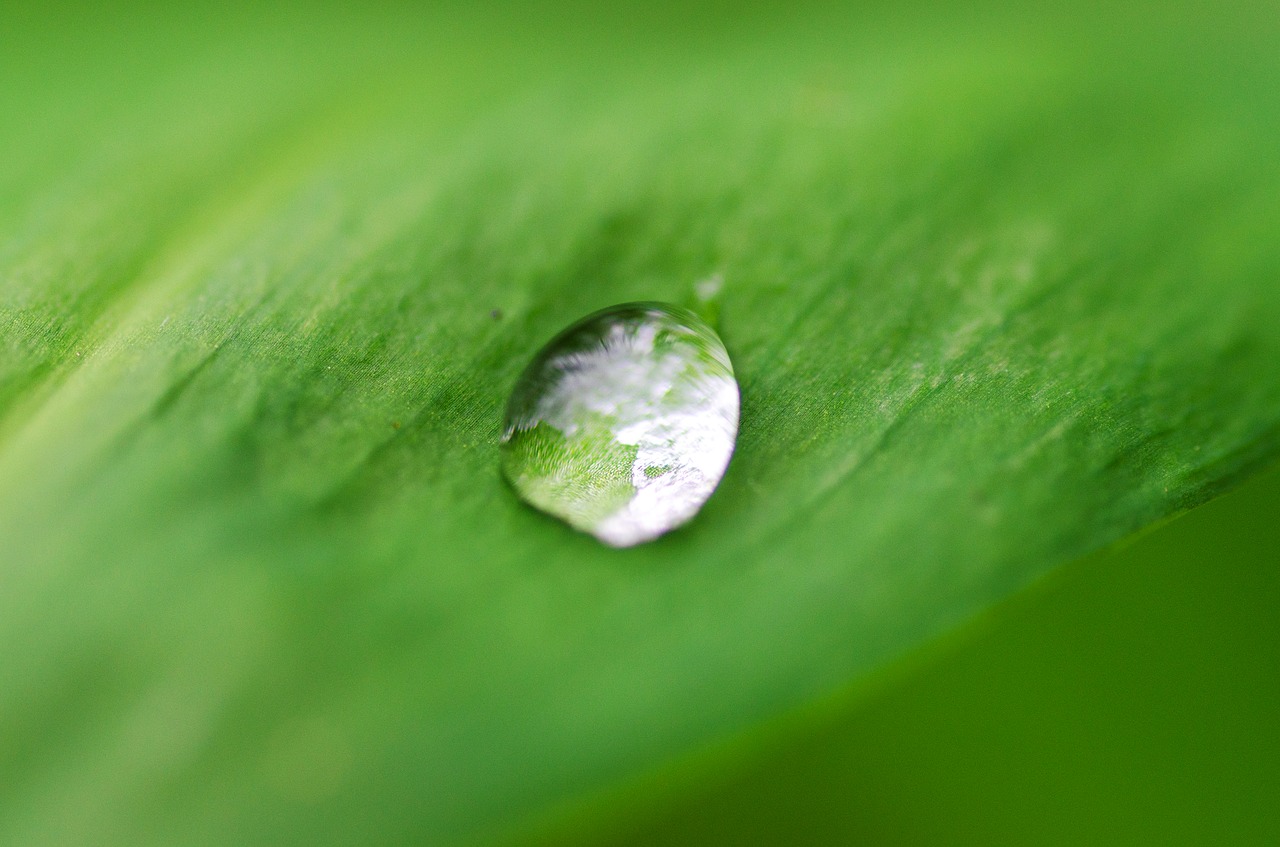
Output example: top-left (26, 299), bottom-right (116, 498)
top-left (501, 302), bottom-right (739, 547)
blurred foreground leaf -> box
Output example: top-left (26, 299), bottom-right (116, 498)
top-left (1, 1), bottom-right (1278, 845)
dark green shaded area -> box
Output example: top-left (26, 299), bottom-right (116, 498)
top-left (0, 1), bottom-right (1278, 845)
top-left (603, 466), bottom-right (1280, 846)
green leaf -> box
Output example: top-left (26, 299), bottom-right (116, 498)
top-left (2, 2), bottom-right (1278, 845)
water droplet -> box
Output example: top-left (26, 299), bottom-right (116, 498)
top-left (501, 302), bottom-right (739, 547)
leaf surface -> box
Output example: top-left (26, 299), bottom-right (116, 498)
top-left (1, 2), bottom-right (1278, 845)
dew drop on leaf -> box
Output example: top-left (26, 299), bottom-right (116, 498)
top-left (500, 302), bottom-right (739, 547)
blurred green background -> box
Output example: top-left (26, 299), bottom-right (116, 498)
top-left (2, 0), bottom-right (1278, 845)
top-left (597, 465), bottom-right (1280, 845)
